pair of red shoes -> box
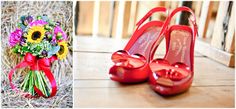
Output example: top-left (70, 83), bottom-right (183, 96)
top-left (109, 7), bottom-right (198, 95)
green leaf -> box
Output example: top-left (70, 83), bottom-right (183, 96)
top-left (37, 15), bottom-right (42, 20)
top-left (22, 46), bottom-right (29, 52)
top-left (44, 24), bottom-right (51, 30)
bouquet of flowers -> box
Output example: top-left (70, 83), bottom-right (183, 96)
top-left (8, 15), bottom-right (68, 98)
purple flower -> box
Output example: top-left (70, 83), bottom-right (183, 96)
top-left (51, 39), bottom-right (57, 46)
top-left (56, 21), bottom-right (61, 26)
top-left (41, 50), bottom-right (48, 57)
top-left (53, 26), bottom-right (67, 41)
top-left (20, 37), bottom-right (26, 46)
top-left (29, 20), bottom-right (48, 27)
top-left (9, 29), bottom-right (23, 47)
top-left (26, 16), bottom-right (33, 23)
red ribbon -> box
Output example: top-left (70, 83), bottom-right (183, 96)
top-left (8, 53), bottom-right (58, 98)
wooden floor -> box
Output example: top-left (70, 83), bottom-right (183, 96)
top-left (74, 36), bottom-right (235, 108)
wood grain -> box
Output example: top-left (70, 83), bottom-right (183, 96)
top-left (74, 52), bottom-right (234, 83)
top-left (196, 39), bottom-right (235, 67)
top-left (198, 1), bottom-right (213, 38)
top-left (98, 1), bottom-right (112, 37)
top-left (77, 1), bottom-right (94, 35)
top-left (225, 3), bottom-right (235, 53)
top-left (74, 86), bottom-right (234, 108)
top-left (74, 37), bottom-right (234, 108)
top-left (75, 36), bottom-right (203, 56)
top-left (211, 1), bottom-right (229, 49)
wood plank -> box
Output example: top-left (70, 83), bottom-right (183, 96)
top-left (170, 1), bottom-right (178, 9)
top-left (196, 38), bottom-right (235, 67)
top-left (74, 36), bottom-right (128, 53)
top-left (122, 1), bottom-right (131, 38)
top-left (193, 1), bottom-right (202, 22)
top-left (211, 1), bottom-right (229, 49)
top-left (74, 37), bottom-right (235, 108)
top-left (115, 1), bottom-right (125, 39)
top-left (74, 52), bottom-right (234, 83)
top-left (225, 3), bottom-right (235, 53)
top-left (111, 1), bottom-right (119, 38)
top-left (136, 1), bottom-right (162, 25)
top-left (75, 36), bottom-right (203, 56)
top-left (127, 1), bottom-right (138, 37)
top-left (198, 1), bottom-right (213, 38)
top-left (74, 86), bottom-right (234, 107)
top-left (97, 1), bottom-right (112, 37)
top-left (74, 79), bottom-right (234, 88)
top-left (77, 1), bottom-right (94, 35)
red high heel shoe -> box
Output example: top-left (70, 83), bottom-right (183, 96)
top-left (149, 7), bottom-right (198, 95)
top-left (109, 7), bottom-right (168, 83)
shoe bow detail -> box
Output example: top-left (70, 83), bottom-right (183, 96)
top-left (111, 50), bottom-right (147, 69)
top-left (150, 59), bottom-right (191, 81)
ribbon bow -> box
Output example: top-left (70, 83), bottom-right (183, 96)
top-left (8, 53), bottom-right (58, 98)
top-left (150, 59), bottom-right (191, 81)
top-left (111, 50), bottom-right (146, 69)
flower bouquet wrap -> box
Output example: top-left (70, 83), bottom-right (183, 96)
top-left (8, 15), bottom-right (68, 98)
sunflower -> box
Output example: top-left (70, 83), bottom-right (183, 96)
top-left (56, 41), bottom-right (68, 60)
top-left (26, 26), bottom-right (46, 43)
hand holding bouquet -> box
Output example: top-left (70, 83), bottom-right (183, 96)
top-left (8, 15), bottom-right (68, 98)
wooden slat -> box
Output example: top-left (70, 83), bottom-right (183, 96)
top-left (211, 1), bottom-right (229, 49)
top-left (97, 1), bottom-right (112, 37)
top-left (203, 2), bottom-right (213, 38)
top-left (75, 36), bottom-right (202, 56)
top-left (196, 1), bottom-right (234, 67)
top-left (196, 38), bottom-right (235, 67)
top-left (193, 1), bottom-right (202, 22)
top-left (115, 1), bottom-right (126, 39)
top-left (127, 1), bottom-right (138, 37)
top-left (136, 1), bottom-right (162, 26)
top-left (77, 1), bottom-right (94, 35)
top-left (74, 36), bottom-right (128, 53)
top-left (74, 52), bottom-right (234, 82)
top-left (170, 1), bottom-right (178, 9)
top-left (74, 79), bottom-right (234, 88)
top-left (74, 86), bottom-right (234, 108)
top-left (92, 1), bottom-right (100, 37)
top-left (198, 1), bottom-right (213, 38)
top-left (111, 2), bottom-right (119, 38)
top-left (225, 3), bottom-right (235, 53)
top-left (122, 1), bottom-right (131, 38)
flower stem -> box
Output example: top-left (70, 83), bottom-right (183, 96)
top-left (20, 70), bottom-right (50, 97)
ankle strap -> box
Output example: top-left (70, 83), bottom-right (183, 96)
top-left (159, 6), bottom-right (198, 40)
top-left (136, 7), bottom-right (167, 29)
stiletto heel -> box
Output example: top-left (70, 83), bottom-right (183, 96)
top-left (109, 7), bottom-right (168, 83)
top-left (149, 7), bottom-right (198, 95)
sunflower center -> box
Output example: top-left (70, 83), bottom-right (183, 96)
top-left (32, 31), bottom-right (41, 40)
top-left (58, 45), bottom-right (65, 55)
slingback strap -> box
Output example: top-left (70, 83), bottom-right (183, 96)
top-left (158, 6), bottom-right (198, 42)
top-left (154, 6), bottom-right (198, 71)
top-left (136, 7), bottom-right (167, 29)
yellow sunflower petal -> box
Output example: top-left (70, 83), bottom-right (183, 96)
top-left (26, 26), bottom-right (46, 43)
top-left (56, 41), bottom-right (68, 60)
